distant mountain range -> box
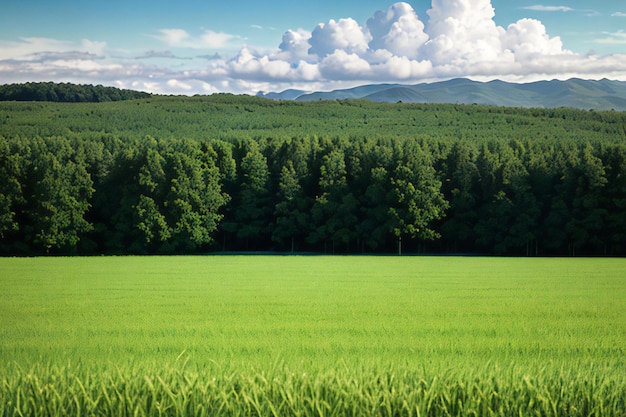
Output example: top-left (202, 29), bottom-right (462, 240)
top-left (257, 78), bottom-right (626, 111)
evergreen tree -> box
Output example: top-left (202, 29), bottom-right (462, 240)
top-left (360, 166), bottom-right (394, 251)
top-left (273, 162), bottom-right (310, 252)
top-left (440, 141), bottom-right (480, 253)
top-left (566, 144), bottom-right (608, 255)
top-left (601, 145), bottom-right (626, 254)
top-left (232, 141), bottom-right (272, 250)
top-left (310, 149), bottom-right (358, 253)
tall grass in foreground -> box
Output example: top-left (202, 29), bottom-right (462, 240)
top-left (1, 256), bottom-right (625, 416)
top-left (2, 362), bottom-right (624, 416)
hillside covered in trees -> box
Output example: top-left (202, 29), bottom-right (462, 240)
top-left (1, 94), bottom-right (625, 256)
top-left (0, 82), bottom-right (151, 103)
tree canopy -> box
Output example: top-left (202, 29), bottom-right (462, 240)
top-left (0, 82), bottom-right (151, 102)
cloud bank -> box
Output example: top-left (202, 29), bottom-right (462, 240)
top-left (215, 0), bottom-right (626, 93)
top-left (1, 1), bottom-right (626, 94)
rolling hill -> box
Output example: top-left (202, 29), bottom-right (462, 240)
top-left (257, 78), bottom-right (626, 110)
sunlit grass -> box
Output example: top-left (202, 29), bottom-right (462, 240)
top-left (1, 256), bottom-right (625, 415)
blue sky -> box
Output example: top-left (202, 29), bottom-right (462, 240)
top-left (1, 0), bottom-right (625, 94)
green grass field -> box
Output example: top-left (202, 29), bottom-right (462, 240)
top-left (1, 256), bottom-right (625, 416)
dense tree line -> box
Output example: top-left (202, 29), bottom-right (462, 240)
top-left (0, 82), bottom-right (151, 102)
top-left (1, 96), bottom-right (625, 255)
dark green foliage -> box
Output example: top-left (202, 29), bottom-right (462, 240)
top-left (229, 140), bottom-right (273, 250)
top-left (0, 82), bottom-right (151, 102)
top-left (310, 148), bottom-right (358, 252)
top-left (0, 136), bottom-right (93, 254)
top-left (0, 94), bottom-right (625, 255)
top-left (88, 137), bottom-right (228, 254)
top-left (273, 161), bottom-right (310, 252)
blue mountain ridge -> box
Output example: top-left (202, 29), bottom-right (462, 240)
top-left (257, 78), bottom-right (626, 110)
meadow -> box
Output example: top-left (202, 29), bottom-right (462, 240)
top-left (1, 256), bottom-right (625, 416)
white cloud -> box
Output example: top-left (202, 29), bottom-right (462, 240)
top-left (224, 46), bottom-right (321, 82)
top-left (277, 29), bottom-right (312, 61)
top-left (228, 47), bottom-right (291, 79)
top-left (117, 79), bottom-right (219, 95)
top-left (611, 12), bottom-right (626, 17)
top-left (423, 0), bottom-right (505, 65)
top-left (0, 37), bottom-right (106, 61)
top-left (366, 2), bottom-right (428, 59)
top-left (167, 79), bottom-right (192, 91)
top-left (373, 55), bottom-right (433, 79)
top-left (318, 50), bottom-right (372, 79)
top-left (522, 5), bottom-right (599, 16)
top-left (153, 28), bottom-right (239, 49)
top-left (81, 39), bottom-right (107, 56)
top-left (308, 18), bottom-right (371, 58)
top-left (503, 18), bottom-right (567, 57)
top-left (199, 30), bottom-right (239, 49)
top-left (595, 30), bottom-right (626, 45)
top-left (522, 5), bottom-right (574, 12)
top-left (157, 29), bottom-right (190, 46)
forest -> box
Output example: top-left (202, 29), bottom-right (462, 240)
top-left (1, 92), bottom-right (625, 256)
top-left (0, 82), bottom-right (151, 103)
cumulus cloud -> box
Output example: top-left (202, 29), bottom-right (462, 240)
top-left (611, 12), bottom-right (626, 17)
top-left (210, 0), bottom-right (625, 93)
top-left (218, 0), bottom-right (577, 90)
top-left (225, 46), bottom-right (319, 82)
top-left (277, 29), bottom-right (312, 61)
top-left (229, 47), bottom-right (291, 80)
top-left (503, 18), bottom-right (567, 57)
top-left (318, 50), bottom-right (371, 79)
top-left (308, 18), bottom-right (371, 58)
top-left (366, 2), bottom-right (428, 59)
top-left (423, 0), bottom-right (505, 65)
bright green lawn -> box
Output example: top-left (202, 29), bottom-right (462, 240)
top-left (1, 256), bottom-right (625, 416)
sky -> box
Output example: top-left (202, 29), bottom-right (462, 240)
top-left (1, 0), bottom-right (625, 95)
